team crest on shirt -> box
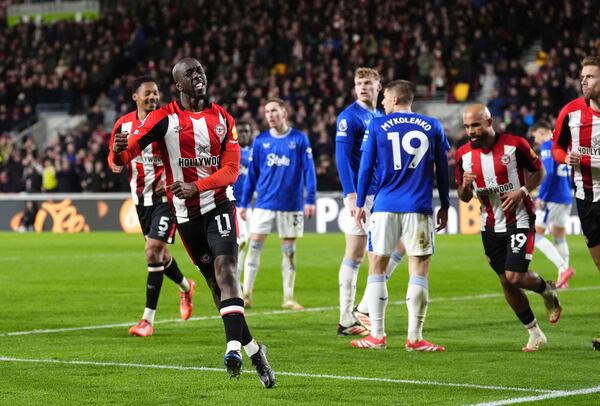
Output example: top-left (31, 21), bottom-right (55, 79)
top-left (500, 154), bottom-right (511, 165)
top-left (215, 123), bottom-right (226, 136)
top-left (288, 141), bottom-right (296, 149)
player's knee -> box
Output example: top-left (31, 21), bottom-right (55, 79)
top-left (145, 243), bottom-right (165, 263)
top-left (505, 271), bottom-right (523, 286)
top-left (281, 242), bottom-right (296, 255)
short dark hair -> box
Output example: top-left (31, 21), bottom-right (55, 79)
top-left (236, 119), bottom-right (252, 128)
top-left (385, 80), bottom-right (416, 105)
top-left (530, 120), bottom-right (552, 132)
top-left (132, 75), bottom-right (157, 93)
top-left (582, 55), bottom-right (600, 69)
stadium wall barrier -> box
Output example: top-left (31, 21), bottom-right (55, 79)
top-left (0, 192), bottom-right (583, 235)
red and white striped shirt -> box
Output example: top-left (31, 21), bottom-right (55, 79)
top-left (552, 97), bottom-right (600, 202)
top-left (456, 133), bottom-right (541, 232)
top-left (110, 100), bottom-right (240, 224)
top-left (108, 111), bottom-right (166, 206)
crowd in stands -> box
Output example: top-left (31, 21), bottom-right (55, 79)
top-left (1, 0), bottom-right (599, 193)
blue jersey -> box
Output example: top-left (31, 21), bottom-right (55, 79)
top-left (233, 145), bottom-right (251, 206)
top-left (335, 101), bottom-right (383, 196)
top-left (240, 128), bottom-right (317, 211)
top-left (357, 112), bottom-right (450, 214)
top-left (538, 140), bottom-right (572, 204)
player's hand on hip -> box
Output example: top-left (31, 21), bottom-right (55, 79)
top-left (566, 151), bottom-right (581, 166)
top-left (169, 181), bottom-right (199, 199)
top-left (304, 204), bottom-right (315, 219)
top-left (110, 164), bottom-right (123, 173)
top-left (112, 132), bottom-right (129, 154)
top-left (346, 192), bottom-right (358, 215)
top-left (239, 208), bottom-right (247, 221)
top-left (354, 207), bottom-right (366, 231)
top-left (501, 190), bottom-right (522, 213)
top-left (462, 171), bottom-right (476, 189)
top-left (436, 207), bottom-right (448, 231)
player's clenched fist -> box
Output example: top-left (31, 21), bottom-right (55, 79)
top-left (170, 181), bottom-right (199, 199)
top-left (462, 171), bottom-right (477, 189)
top-left (112, 131), bottom-right (129, 154)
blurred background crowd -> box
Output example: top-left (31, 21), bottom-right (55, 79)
top-left (1, 0), bottom-right (599, 193)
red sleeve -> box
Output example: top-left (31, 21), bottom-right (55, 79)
top-left (107, 119), bottom-right (123, 167)
top-left (110, 110), bottom-right (168, 166)
top-left (515, 137), bottom-right (541, 172)
top-left (552, 105), bottom-right (571, 164)
top-left (455, 148), bottom-right (464, 187)
top-left (194, 111), bottom-right (240, 192)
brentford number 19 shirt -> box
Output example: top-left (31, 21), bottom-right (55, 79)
top-left (455, 133), bottom-right (541, 232)
top-left (110, 100), bottom-right (240, 224)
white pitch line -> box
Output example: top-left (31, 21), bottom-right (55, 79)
top-left (0, 356), bottom-right (558, 394)
top-left (3, 286), bottom-right (600, 337)
top-left (0, 252), bottom-right (142, 262)
top-left (469, 384), bottom-right (600, 405)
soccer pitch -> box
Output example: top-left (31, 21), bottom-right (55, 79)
top-left (1, 232), bottom-right (599, 405)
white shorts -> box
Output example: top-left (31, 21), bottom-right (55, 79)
top-left (368, 212), bottom-right (434, 256)
top-left (236, 208), bottom-right (249, 245)
top-left (535, 202), bottom-right (572, 229)
top-left (249, 208), bottom-right (304, 238)
top-left (339, 195), bottom-right (374, 236)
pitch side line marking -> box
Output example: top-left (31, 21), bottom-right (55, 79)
top-left (469, 384), bottom-right (600, 405)
top-left (0, 356), bottom-right (558, 394)
top-left (2, 286), bottom-right (600, 337)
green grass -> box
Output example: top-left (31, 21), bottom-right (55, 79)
top-left (1, 232), bottom-right (599, 405)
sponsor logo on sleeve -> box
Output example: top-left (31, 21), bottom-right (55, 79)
top-left (337, 118), bottom-right (348, 136)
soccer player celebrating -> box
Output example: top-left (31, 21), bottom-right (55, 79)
top-left (110, 58), bottom-right (275, 388)
top-left (108, 75), bottom-right (195, 337)
top-left (530, 120), bottom-right (575, 288)
top-left (239, 98), bottom-right (317, 311)
top-left (457, 103), bottom-right (562, 352)
top-left (335, 67), bottom-right (405, 336)
top-left (351, 80), bottom-right (449, 351)
top-left (552, 56), bottom-right (600, 350)
top-left (232, 121), bottom-right (254, 276)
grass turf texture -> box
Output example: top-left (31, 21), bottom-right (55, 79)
top-left (1, 232), bottom-right (599, 405)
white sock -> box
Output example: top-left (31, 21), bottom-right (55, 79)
top-left (282, 242), bottom-right (296, 301)
top-left (553, 237), bottom-right (570, 267)
top-left (226, 340), bottom-right (242, 354)
top-left (406, 275), bottom-right (429, 343)
top-left (244, 339), bottom-right (260, 357)
top-left (534, 234), bottom-right (567, 272)
top-left (339, 258), bottom-right (361, 325)
top-left (366, 275), bottom-right (388, 339)
top-left (243, 240), bottom-right (263, 296)
top-left (142, 308), bottom-right (156, 324)
top-left (385, 249), bottom-right (404, 281)
top-left (178, 277), bottom-right (190, 292)
top-left (526, 320), bottom-right (542, 336)
top-left (237, 240), bottom-right (247, 278)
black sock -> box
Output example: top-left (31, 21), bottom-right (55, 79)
top-left (533, 277), bottom-right (547, 294)
top-left (220, 298), bottom-right (245, 346)
top-left (164, 257), bottom-right (184, 285)
top-left (516, 307), bottom-right (535, 326)
top-left (146, 264), bottom-right (164, 309)
top-left (241, 318), bottom-right (253, 346)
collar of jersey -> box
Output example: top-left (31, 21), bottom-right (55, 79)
top-left (269, 127), bottom-right (292, 138)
